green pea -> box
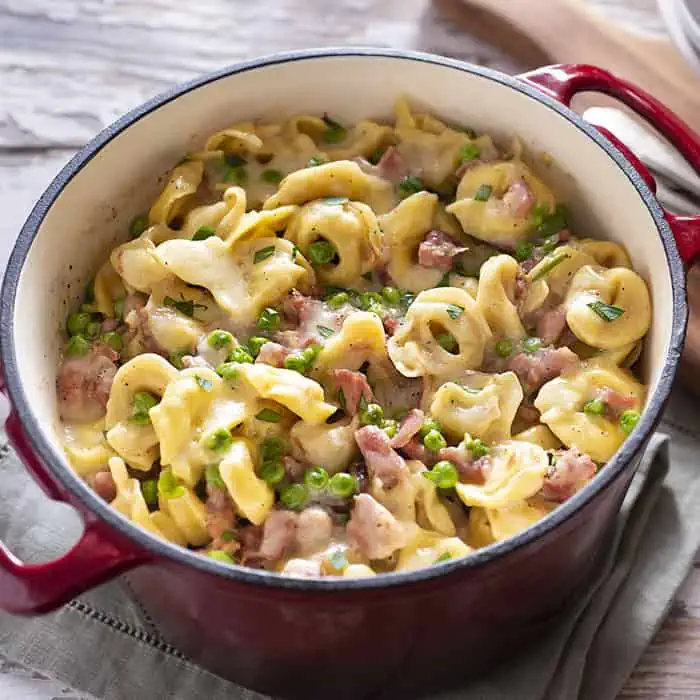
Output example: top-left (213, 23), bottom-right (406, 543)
top-left (207, 550), bottom-right (235, 564)
top-left (66, 311), bottom-right (91, 336)
top-left (381, 286), bottom-right (401, 305)
top-left (279, 483), bottom-right (308, 510)
top-left (359, 291), bottom-right (383, 311)
top-left (216, 362), bottom-right (240, 380)
top-left (141, 479), bottom-right (158, 507)
top-left (101, 331), bottom-right (123, 352)
top-left (466, 438), bottom-right (489, 459)
top-left (305, 466), bottom-right (329, 491)
top-left (129, 215), bottom-right (148, 239)
top-left (436, 332), bottom-right (458, 353)
top-left (382, 419), bottom-right (398, 439)
top-left (205, 464), bottom-right (226, 489)
top-left (327, 291), bottom-right (349, 309)
top-left (130, 391), bottom-right (159, 424)
top-left (514, 240), bottom-right (534, 262)
top-left (192, 226), bottom-right (216, 241)
top-left (205, 427), bottom-right (233, 452)
top-left (301, 344), bottom-right (322, 366)
top-left (620, 410), bottom-right (640, 435)
top-left (459, 143), bottom-right (481, 163)
top-left (229, 346), bottom-right (254, 364)
top-left (247, 336), bottom-right (267, 358)
top-left (522, 336), bottom-right (543, 354)
top-left (257, 307), bottom-right (281, 331)
top-left (419, 418), bottom-right (442, 439)
top-left (360, 403), bottom-right (384, 426)
top-left (65, 335), bottom-right (91, 357)
top-left (423, 429), bottom-right (447, 452)
top-left (260, 459), bottom-right (285, 486)
top-left (169, 351), bottom-right (187, 370)
top-left (308, 240), bottom-right (337, 265)
top-left (208, 330), bottom-right (234, 350)
top-left (261, 437), bottom-right (286, 460)
top-left (158, 470), bottom-right (185, 499)
top-left (584, 398), bottom-right (606, 416)
top-left (328, 472), bottom-right (357, 499)
top-left (85, 321), bottom-right (102, 339)
top-left (495, 339), bottom-right (514, 358)
top-left (283, 354), bottom-right (308, 373)
top-left (261, 169), bottom-right (283, 184)
top-left (423, 461), bottom-right (458, 489)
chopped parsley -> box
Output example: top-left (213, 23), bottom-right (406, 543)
top-left (253, 246), bottom-right (276, 264)
top-left (446, 304), bottom-right (464, 320)
top-left (588, 301), bottom-right (625, 322)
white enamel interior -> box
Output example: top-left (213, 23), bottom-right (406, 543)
top-left (11, 54), bottom-right (673, 463)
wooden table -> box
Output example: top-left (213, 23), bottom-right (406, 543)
top-left (0, 0), bottom-right (698, 696)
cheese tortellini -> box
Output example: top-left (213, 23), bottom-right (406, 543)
top-left (57, 99), bottom-right (652, 579)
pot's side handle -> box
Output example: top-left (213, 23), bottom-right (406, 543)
top-left (519, 64), bottom-right (700, 264)
top-left (0, 382), bottom-right (147, 614)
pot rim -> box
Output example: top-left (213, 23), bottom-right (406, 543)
top-left (0, 47), bottom-right (687, 592)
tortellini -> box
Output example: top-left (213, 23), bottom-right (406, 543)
top-left (534, 359), bottom-right (645, 462)
top-left (105, 354), bottom-right (179, 470)
top-left (148, 160), bottom-right (204, 227)
top-left (379, 192), bottom-right (443, 292)
top-left (315, 312), bottom-right (389, 373)
top-left (430, 371), bottom-right (523, 443)
top-left (290, 418), bottom-right (359, 474)
top-left (565, 265), bottom-right (652, 350)
top-left (155, 234), bottom-right (313, 325)
top-left (396, 528), bottom-right (471, 572)
top-left (447, 161), bottom-right (556, 247)
top-left (476, 255), bottom-right (526, 339)
top-left (285, 198), bottom-right (382, 286)
top-left (388, 287), bottom-right (492, 377)
top-left (62, 420), bottom-right (116, 476)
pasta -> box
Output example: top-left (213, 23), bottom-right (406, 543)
top-left (56, 99), bottom-right (651, 578)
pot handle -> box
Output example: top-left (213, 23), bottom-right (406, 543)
top-left (0, 372), bottom-right (147, 614)
top-left (519, 63), bottom-right (700, 264)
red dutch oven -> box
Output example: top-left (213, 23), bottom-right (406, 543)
top-left (0, 50), bottom-right (699, 699)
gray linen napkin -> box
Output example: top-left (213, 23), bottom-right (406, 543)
top-left (0, 383), bottom-right (699, 700)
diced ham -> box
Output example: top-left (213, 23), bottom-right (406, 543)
top-left (417, 230), bottom-right (468, 271)
top-left (129, 306), bottom-right (168, 357)
top-left (390, 408), bottom-right (425, 449)
top-left (508, 346), bottom-right (579, 392)
top-left (258, 510), bottom-right (299, 561)
top-left (354, 425), bottom-right (408, 489)
top-left (88, 469), bottom-right (117, 502)
top-left (537, 307), bottom-right (568, 346)
top-left (282, 456), bottom-right (307, 481)
top-left (57, 344), bottom-right (118, 422)
top-left (502, 178), bottom-right (535, 218)
top-left (255, 341), bottom-right (290, 368)
top-left (599, 387), bottom-right (638, 419)
top-left (439, 446), bottom-right (489, 484)
top-left (347, 494), bottom-right (408, 560)
top-left (333, 369), bottom-right (374, 416)
top-left (296, 507), bottom-right (333, 555)
top-left (282, 559), bottom-right (322, 578)
top-left (280, 289), bottom-right (311, 325)
top-left (122, 293), bottom-right (146, 319)
top-left (383, 316), bottom-right (400, 336)
top-left (354, 146), bottom-right (408, 184)
top-left (206, 483), bottom-right (237, 551)
top-left (541, 447), bottom-right (597, 502)
top-left (400, 436), bottom-right (437, 466)
top-left (239, 524), bottom-right (264, 566)
top-left (515, 402), bottom-right (541, 426)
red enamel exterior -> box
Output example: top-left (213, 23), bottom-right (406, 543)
top-left (0, 58), bottom-right (695, 697)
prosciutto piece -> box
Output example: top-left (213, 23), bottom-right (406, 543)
top-left (536, 307), bottom-right (568, 346)
top-left (502, 178), bottom-right (535, 218)
top-left (508, 346), bottom-right (579, 391)
top-left (57, 344), bottom-right (118, 422)
top-left (296, 507), bottom-right (333, 556)
top-left (334, 369), bottom-right (374, 416)
top-left (346, 494), bottom-right (408, 560)
top-left (206, 483), bottom-right (237, 551)
top-left (417, 230), bottom-right (468, 271)
top-left (355, 425), bottom-right (408, 488)
top-left (541, 448), bottom-right (597, 502)
top-left (390, 408), bottom-right (425, 449)
top-left (87, 469), bottom-right (117, 502)
top-left (439, 445), bottom-right (489, 484)
top-left (255, 341), bottom-right (290, 368)
top-left (258, 510), bottom-right (299, 561)
top-left (599, 387), bottom-right (638, 419)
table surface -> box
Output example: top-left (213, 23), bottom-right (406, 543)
top-left (0, 0), bottom-right (698, 697)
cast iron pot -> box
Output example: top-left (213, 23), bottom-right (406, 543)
top-left (1, 50), bottom-right (699, 699)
